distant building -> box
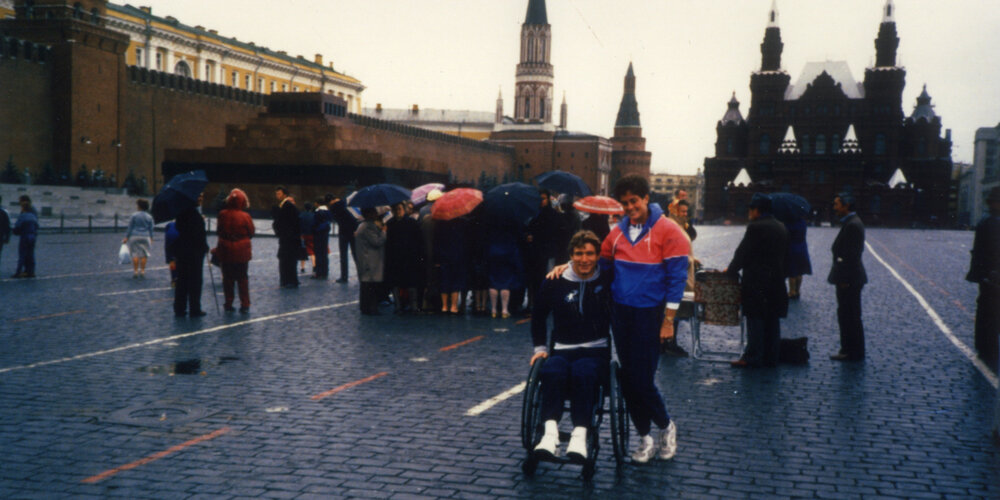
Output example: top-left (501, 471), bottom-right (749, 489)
top-left (703, 0), bottom-right (953, 226)
top-left (0, 0), bottom-right (364, 193)
top-left (970, 124), bottom-right (1000, 224)
top-left (954, 162), bottom-right (974, 227)
top-left (360, 105), bottom-right (501, 141)
top-left (650, 172), bottom-right (704, 220)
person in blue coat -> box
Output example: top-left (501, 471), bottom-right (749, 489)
top-left (530, 230), bottom-right (612, 462)
top-left (486, 223), bottom-right (524, 318)
top-left (0, 195), bottom-right (10, 270)
top-left (312, 198), bottom-right (332, 279)
top-left (12, 195), bottom-right (39, 278)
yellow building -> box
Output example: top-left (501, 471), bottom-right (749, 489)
top-left (0, 0), bottom-right (365, 112)
top-left (650, 171), bottom-right (704, 220)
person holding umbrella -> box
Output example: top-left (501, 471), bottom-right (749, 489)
top-left (770, 192), bottom-right (813, 300)
top-left (328, 194), bottom-right (359, 283)
top-left (312, 197), bottom-right (332, 280)
top-left (272, 186), bottom-right (300, 288)
top-left (385, 201), bottom-right (424, 313)
top-left (173, 192), bottom-right (209, 317)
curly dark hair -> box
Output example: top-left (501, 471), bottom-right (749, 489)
top-left (613, 174), bottom-right (649, 200)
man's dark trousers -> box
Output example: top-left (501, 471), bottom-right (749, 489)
top-left (745, 313), bottom-right (781, 366)
top-left (975, 284), bottom-right (999, 369)
top-left (338, 233), bottom-right (355, 280)
top-left (836, 283), bottom-right (865, 359)
top-left (612, 303), bottom-right (670, 436)
top-left (174, 257), bottom-right (203, 315)
top-left (314, 234), bottom-right (329, 278)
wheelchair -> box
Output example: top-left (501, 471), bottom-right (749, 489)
top-left (520, 353), bottom-right (628, 480)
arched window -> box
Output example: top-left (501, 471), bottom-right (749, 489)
top-left (875, 134), bottom-right (887, 155)
top-left (73, 3), bottom-right (83, 19)
top-left (815, 134), bottom-right (826, 155)
top-left (917, 137), bottom-right (927, 155)
top-left (801, 134), bottom-right (810, 154)
top-left (174, 61), bottom-right (191, 77)
top-left (90, 8), bottom-right (99, 23)
top-left (527, 38), bottom-right (535, 62)
top-left (758, 134), bottom-right (770, 155)
top-left (726, 137), bottom-right (734, 154)
top-left (540, 98), bottom-right (546, 120)
top-left (832, 134), bottom-right (841, 154)
top-left (524, 97), bottom-right (531, 119)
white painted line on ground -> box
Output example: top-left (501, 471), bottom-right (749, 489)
top-left (465, 382), bottom-right (526, 416)
top-left (867, 242), bottom-right (998, 389)
top-left (0, 266), bottom-right (170, 283)
top-left (0, 301), bottom-right (358, 375)
top-left (98, 287), bottom-right (172, 296)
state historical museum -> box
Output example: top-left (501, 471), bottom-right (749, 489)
top-left (703, 1), bottom-right (953, 226)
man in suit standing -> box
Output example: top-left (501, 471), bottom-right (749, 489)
top-left (967, 186), bottom-right (1000, 370)
top-left (726, 193), bottom-right (789, 368)
top-left (829, 192), bottom-right (867, 361)
top-left (272, 186), bottom-right (300, 288)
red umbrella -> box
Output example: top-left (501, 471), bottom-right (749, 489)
top-left (573, 195), bottom-right (624, 215)
top-left (431, 188), bottom-right (483, 220)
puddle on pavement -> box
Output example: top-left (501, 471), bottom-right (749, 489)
top-left (138, 356), bottom-right (241, 376)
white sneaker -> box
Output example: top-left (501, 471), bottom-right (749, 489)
top-left (630, 434), bottom-right (655, 463)
top-left (533, 420), bottom-right (559, 458)
top-left (657, 421), bottom-right (677, 460)
top-left (565, 426), bottom-right (587, 461)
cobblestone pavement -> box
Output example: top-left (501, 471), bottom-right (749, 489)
top-left (0, 226), bottom-right (997, 499)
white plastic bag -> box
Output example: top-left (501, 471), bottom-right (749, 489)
top-left (118, 243), bottom-right (131, 265)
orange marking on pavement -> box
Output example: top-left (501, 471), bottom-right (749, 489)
top-left (871, 238), bottom-right (971, 316)
top-left (515, 317), bottom-right (531, 325)
top-left (311, 371), bottom-right (389, 400)
top-left (439, 335), bottom-right (486, 352)
top-left (13, 309), bottom-right (86, 323)
top-left (81, 427), bottom-right (232, 484)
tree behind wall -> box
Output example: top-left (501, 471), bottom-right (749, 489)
top-left (1, 157), bottom-right (21, 184)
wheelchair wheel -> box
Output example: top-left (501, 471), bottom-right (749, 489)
top-left (521, 357), bottom-right (546, 451)
top-left (608, 360), bottom-right (629, 466)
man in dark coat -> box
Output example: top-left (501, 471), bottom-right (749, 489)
top-left (967, 187), bottom-right (1000, 370)
top-left (726, 193), bottom-right (789, 367)
top-left (272, 186), bottom-right (300, 288)
top-left (328, 195), bottom-right (359, 283)
top-left (312, 198), bottom-right (332, 279)
top-left (173, 195), bottom-right (209, 317)
top-left (385, 201), bottom-right (424, 313)
top-left (829, 192), bottom-right (867, 361)
top-left (525, 190), bottom-right (564, 308)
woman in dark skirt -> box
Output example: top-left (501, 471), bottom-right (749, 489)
top-left (486, 223), bottom-right (524, 318)
top-left (385, 202), bottom-right (425, 313)
top-left (434, 217), bottom-right (470, 314)
top-left (784, 216), bottom-right (812, 299)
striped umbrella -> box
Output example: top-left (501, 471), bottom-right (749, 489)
top-left (431, 188), bottom-right (483, 220)
top-left (573, 195), bottom-right (624, 215)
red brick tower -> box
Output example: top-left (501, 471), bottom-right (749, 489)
top-left (611, 63), bottom-right (651, 182)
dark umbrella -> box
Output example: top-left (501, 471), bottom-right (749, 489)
top-left (347, 183), bottom-right (411, 209)
top-left (534, 170), bottom-right (592, 197)
top-left (482, 182), bottom-right (540, 228)
top-left (770, 192), bottom-right (811, 224)
top-left (152, 170), bottom-right (208, 223)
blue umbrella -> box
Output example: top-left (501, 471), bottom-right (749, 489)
top-left (152, 170), bottom-right (208, 223)
top-left (482, 182), bottom-right (540, 228)
top-left (347, 183), bottom-right (411, 209)
top-left (770, 192), bottom-right (811, 224)
top-left (534, 170), bottom-right (592, 197)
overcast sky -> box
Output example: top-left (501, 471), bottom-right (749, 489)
top-left (141, 0), bottom-right (1000, 176)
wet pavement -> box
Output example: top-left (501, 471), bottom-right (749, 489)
top-left (0, 226), bottom-right (997, 499)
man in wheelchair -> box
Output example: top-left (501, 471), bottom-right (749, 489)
top-left (530, 230), bottom-right (612, 461)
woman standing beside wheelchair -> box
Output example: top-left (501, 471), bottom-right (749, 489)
top-left (530, 230), bottom-right (612, 462)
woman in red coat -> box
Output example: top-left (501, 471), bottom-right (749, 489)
top-left (214, 189), bottom-right (255, 313)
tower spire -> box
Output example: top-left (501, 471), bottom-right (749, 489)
top-left (514, 0), bottom-right (553, 125)
top-left (615, 62), bottom-right (640, 127)
top-left (760, 0), bottom-right (783, 71)
top-left (874, 0), bottom-right (900, 67)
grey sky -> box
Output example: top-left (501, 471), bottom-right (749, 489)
top-left (141, 0), bottom-right (1000, 175)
